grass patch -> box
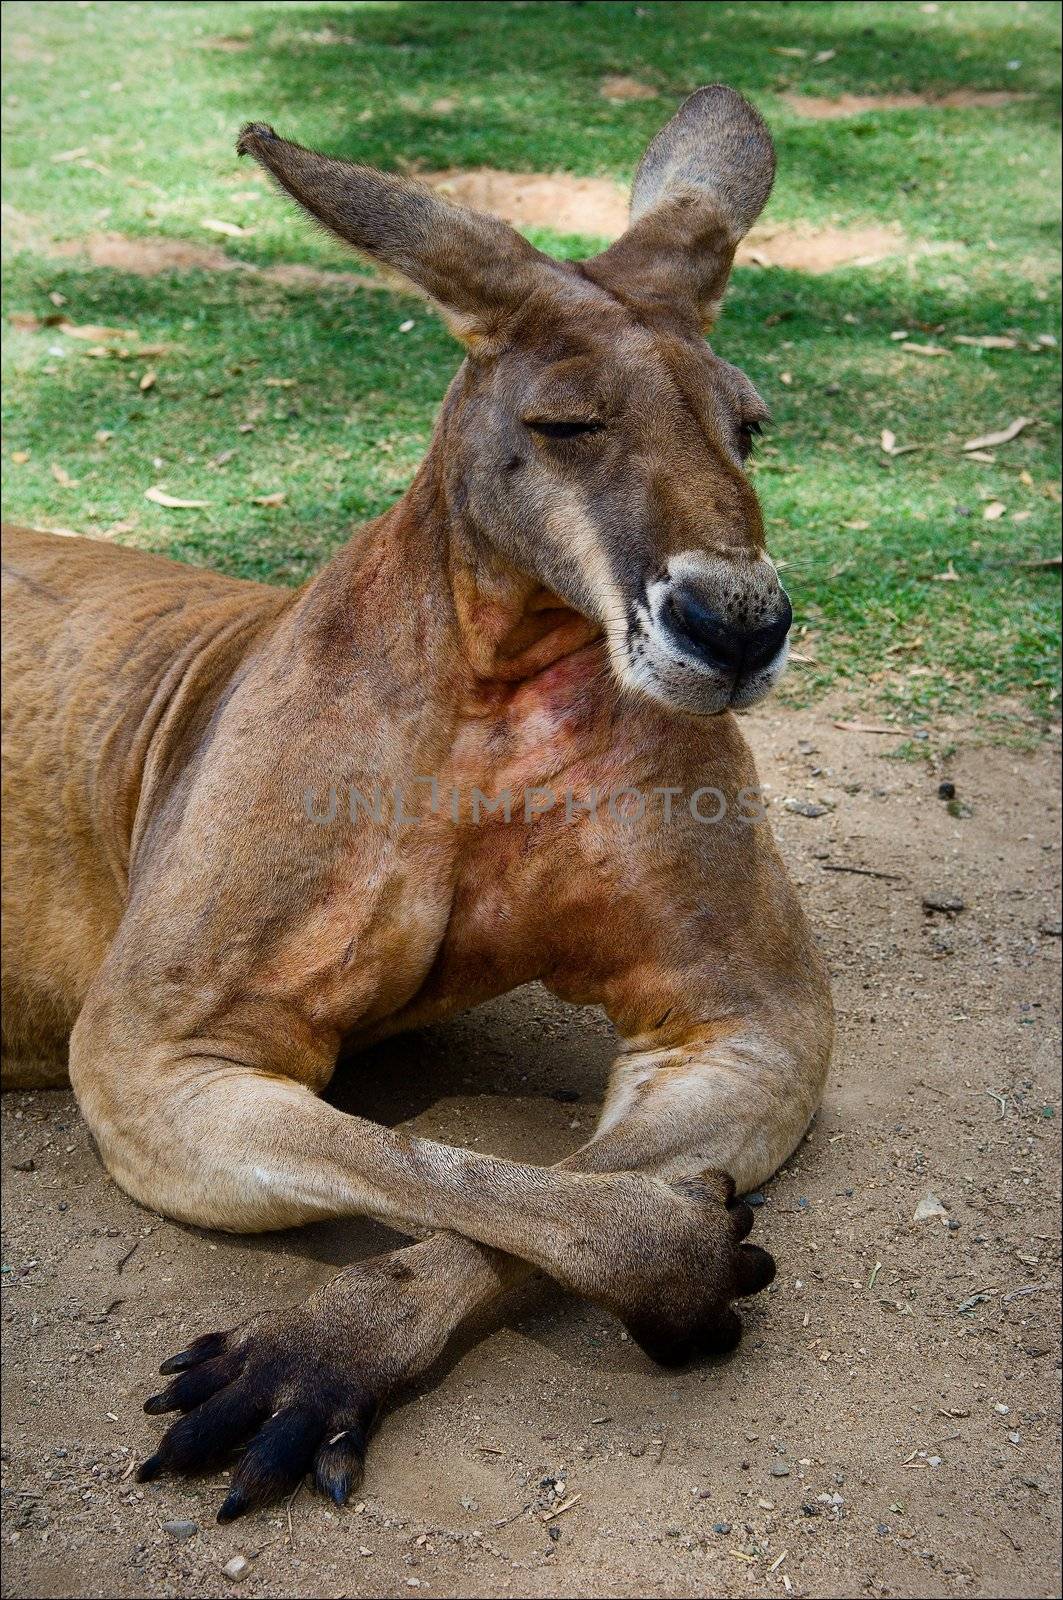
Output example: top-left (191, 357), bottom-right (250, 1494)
top-left (2, 0), bottom-right (1060, 723)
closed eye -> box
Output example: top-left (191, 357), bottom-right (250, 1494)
top-left (738, 418), bottom-right (764, 460)
top-left (524, 417), bottom-right (605, 440)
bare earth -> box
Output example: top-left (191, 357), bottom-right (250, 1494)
top-left (2, 702), bottom-right (1061, 1600)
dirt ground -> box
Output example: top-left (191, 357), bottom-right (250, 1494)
top-left (2, 701), bottom-right (1061, 1600)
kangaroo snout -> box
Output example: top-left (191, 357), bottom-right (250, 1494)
top-left (627, 553), bottom-right (792, 717)
top-left (663, 582), bottom-right (792, 677)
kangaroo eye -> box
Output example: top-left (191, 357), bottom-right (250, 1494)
top-left (525, 417), bottom-right (605, 441)
top-left (738, 418), bottom-right (763, 460)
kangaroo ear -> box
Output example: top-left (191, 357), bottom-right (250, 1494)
top-left (583, 86), bottom-right (775, 331)
top-left (237, 123), bottom-right (551, 345)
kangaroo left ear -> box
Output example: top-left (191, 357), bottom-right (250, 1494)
top-left (582, 85), bottom-right (775, 331)
top-left (236, 122), bottom-right (555, 347)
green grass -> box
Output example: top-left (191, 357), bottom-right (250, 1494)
top-left (2, 0), bottom-right (1060, 724)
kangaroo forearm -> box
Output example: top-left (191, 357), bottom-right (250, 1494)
top-left (312, 1027), bottom-right (825, 1371)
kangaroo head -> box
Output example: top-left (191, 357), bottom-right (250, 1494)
top-left (239, 87), bottom-right (788, 716)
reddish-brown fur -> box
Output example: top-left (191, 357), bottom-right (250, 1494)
top-left (1, 88), bottom-right (832, 1521)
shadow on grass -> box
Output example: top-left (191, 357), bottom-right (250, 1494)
top-left (194, 0), bottom-right (1060, 237)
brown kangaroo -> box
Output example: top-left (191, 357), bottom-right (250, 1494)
top-left (1, 87), bottom-right (833, 1522)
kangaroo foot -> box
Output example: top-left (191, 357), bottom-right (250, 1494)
top-left (138, 1245), bottom-right (465, 1520)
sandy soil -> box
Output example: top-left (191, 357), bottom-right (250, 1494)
top-left (2, 702), bottom-right (1060, 1600)
top-left (778, 91), bottom-right (1033, 120)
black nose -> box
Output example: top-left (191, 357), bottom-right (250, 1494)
top-left (664, 585), bottom-right (792, 675)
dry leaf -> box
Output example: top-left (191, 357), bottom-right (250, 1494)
top-left (50, 462), bottom-right (77, 488)
top-left (263, 377), bottom-right (296, 388)
top-left (252, 491), bottom-right (286, 506)
top-left (982, 502), bottom-right (1006, 521)
top-left (901, 342), bottom-right (948, 357)
top-left (1011, 510), bottom-right (1032, 523)
top-left (812, 48), bottom-right (837, 64)
top-left (773, 46), bottom-right (808, 58)
top-left (139, 370), bottom-right (157, 392)
top-left (59, 320), bottom-right (137, 343)
top-left (964, 450), bottom-right (996, 464)
top-left (963, 416), bottom-right (1032, 452)
top-left (843, 519), bottom-right (870, 530)
top-left (11, 450), bottom-right (30, 465)
top-left (931, 562), bottom-right (961, 581)
top-left (51, 146), bottom-right (90, 162)
top-left (133, 343), bottom-right (170, 358)
top-left (833, 720), bottom-right (897, 734)
top-left (953, 334), bottom-right (1018, 350)
top-left (145, 486), bottom-right (209, 509)
top-left (48, 291), bottom-right (67, 307)
top-left (880, 430), bottom-right (920, 459)
top-left (779, 371), bottom-right (793, 385)
top-left (201, 218), bottom-right (250, 238)
top-left (889, 329), bottom-right (910, 341)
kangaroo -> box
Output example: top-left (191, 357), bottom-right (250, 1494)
top-left (1, 87), bottom-right (833, 1522)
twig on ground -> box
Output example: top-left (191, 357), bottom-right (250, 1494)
top-left (821, 864), bottom-right (904, 882)
top-left (542, 1494), bottom-right (581, 1523)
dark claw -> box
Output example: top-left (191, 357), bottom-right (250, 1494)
top-left (735, 1243), bottom-right (776, 1297)
top-left (145, 1356), bottom-right (238, 1416)
top-left (137, 1452), bottom-right (164, 1483)
top-left (159, 1332), bottom-right (227, 1375)
top-left (313, 1420), bottom-right (371, 1506)
top-left (217, 1487), bottom-right (250, 1525)
top-left (729, 1201), bottom-right (755, 1241)
top-left (216, 1406), bottom-right (322, 1522)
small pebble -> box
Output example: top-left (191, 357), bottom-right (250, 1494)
top-left (922, 893), bottom-right (965, 915)
top-left (712, 1521), bottom-right (732, 1534)
top-left (937, 780), bottom-right (956, 800)
top-left (744, 1192), bottom-right (765, 1208)
top-left (771, 1462), bottom-right (791, 1477)
top-left (10, 1159), bottom-right (35, 1173)
top-left (162, 1519), bottom-right (198, 1542)
top-left (784, 799), bottom-right (832, 819)
top-left (222, 1555), bottom-right (251, 1583)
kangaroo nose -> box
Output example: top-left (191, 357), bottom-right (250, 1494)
top-left (664, 585), bottom-right (792, 675)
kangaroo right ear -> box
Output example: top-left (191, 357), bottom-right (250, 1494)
top-left (582, 86), bottom-right (776, 331)
top-left (237, 123), bottom-right (552, 346)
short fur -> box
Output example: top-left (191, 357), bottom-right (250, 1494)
top-left (1, 86), bottom-right (832, 1522)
